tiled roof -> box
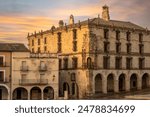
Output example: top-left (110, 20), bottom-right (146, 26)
top-left (88, 18), bottom-right (145, 30)
top-left (0, 43), bottom-right (29, 52)
top-left (28, 17), bottom-right (147, 37)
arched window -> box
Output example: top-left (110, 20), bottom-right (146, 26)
top-left (87, 57), bottom-right (92, 69)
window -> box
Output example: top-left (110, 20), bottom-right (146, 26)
top-left (38, 38), bottom-right (40, 45)
top-left (0, 56), bottom-right (4, 66)
top-left (139, 33), bottom-right (143, 43)
top-left (139, 58), bottom-right (145, 69)
top-left (139, 44), bottom-right (144, 54)
top-left (104, 29), bottom-right (109, 39)
top-left (44, 46), bottom-right (47, 52)
top-left (44, 37), bottom-right (47, 44)
top-left (63, 58), bottom-right (68, 69)
top-left (40, 74), bottom-right (45, 79)
top-left (116, 31), bottom-right (120, 40)
top-left (57, 33), bottom-right (62, 53)
top-left (21, 61), bottom-right (28, 71)
top-left (73, 29), bottom-right (77, 51)
top-left (31, 48), bottom-right (34, 53)
top-left (127, 43), bottom-right (131, 54)
top-left (32, 40), bottom-right (34, 46)
top-left (126, 57), bottom-right (132, 69)
top-left (40, 61), bottom-right (45, 67)
top-left (38, 47), bottom-right (40, 53)
top-left (73, 41), bottom-right (77, 51)
top-left (40, 61), bottom-right (46, 71)
top-left (72, 57), bottom-right (78, 69)
top-left (0, 71), bottom-right (4, 81)
top-left (59, 59), bottom-right (62, 70)
top-left (71, 73), bottom-right (76, 81)
top-left (87, 57), bottom-right (92, 69)
top-left (115, 57), bottom-right (122, 69)
top-left (22, 61), bottom-right (26, 67)
top-left (104, 42), bottom-right (110, 53)
top-left (103, 56), bottom-right (110, 69)
top-left (116, 43), bottom-right (121, 53)
top-left (21, 74), bottom-right (26, 79)
top-left (126, 32), bottom-right (131, 41)
top-left (73, 29), bottom-right (77, 39)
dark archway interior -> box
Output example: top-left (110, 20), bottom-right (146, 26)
top-left (95, 74), bottom-right (102, 93)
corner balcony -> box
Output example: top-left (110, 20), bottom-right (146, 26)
top-left (19, 79), bottom-right (48, 85)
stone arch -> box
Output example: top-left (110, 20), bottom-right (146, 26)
top-left (30, 87), bottom-right (41, 100)
top-left (63, 82), bottom-right (70, 96)
top-left (0, 85), bottom-right (9, 100)
top-left (107, 73), bottom-right (115, 92)
top-left (130, 74), bottom-right (138, 90)
top-left (95, 74), bottom-right (102, 93)
top-left (43, 86), bottom-right (54, 100)
top-left (142, 73), bottom-right (149, 89)
top-left (12, 87), bottom-right (28, 100)
top-left (119, 74), bottom-right (126, 91)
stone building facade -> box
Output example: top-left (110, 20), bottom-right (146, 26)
top-left (0, 43), bottom-right (59, 100)
top-left (27, 5), bottom-right (150, 99)
top-left (0, 50), bottom-right (11, 100)
top-left (12, 53), bottom-right (59, 100)
top-left (0, 43), bottom-right (29, 99)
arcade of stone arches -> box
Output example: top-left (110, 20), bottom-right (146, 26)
top-left (0, 86), bottom-right (55, 100)
top-left (94, 73), bottom-right (149, 93)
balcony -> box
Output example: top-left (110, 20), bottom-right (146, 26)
top-left (39, 65), bottom-right (47, 71)
top-left (30, 53), bottom-right (58, 58)
top-left (20, 66), bottom-right (29, 71)
top-left (19, 79), bottom-right (48, 85)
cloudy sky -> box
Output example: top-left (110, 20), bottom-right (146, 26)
top-left (0, 0), bottom-right (149, 44)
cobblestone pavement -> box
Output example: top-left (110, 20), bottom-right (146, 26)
top-left (84, 88), bottom-right (150, 100)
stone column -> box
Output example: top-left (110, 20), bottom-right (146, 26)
top-left (64, 91), bottom-right (69, 100)
top-left (28, 91), bottom-right (30, 100)
top-left (7, 89), bottom-right (11, 100)
top-left (93, 78), bottom-right (95, 94)
top-left (114, 79), bottom-right (119, 93)
top-left (41, 92), bottom-right (44, 100)
top-left (137, 77), bottom-right (142, 90)
top-left (125, 75), bottom-right (130, 92)
top-left (8, 91), bottom-right (10, 100)
top-left (102, 78), bottom-right (107, 94)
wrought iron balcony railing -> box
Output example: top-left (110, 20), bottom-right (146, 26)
top-left (19, 79), bottom-right (48, 85)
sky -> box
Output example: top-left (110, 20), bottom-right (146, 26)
top-left (0, 0), bottom-right (150, 44)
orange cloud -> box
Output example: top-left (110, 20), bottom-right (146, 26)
top-left (0, 16), bottom-right (58, 43)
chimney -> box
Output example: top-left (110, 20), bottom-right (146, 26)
top-left (69, 14), bottom-right (74, 25)
top-left (102, 5), bottom-right (110, 21)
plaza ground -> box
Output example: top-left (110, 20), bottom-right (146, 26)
top-left (84, 88), bottom-right (150, 100)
